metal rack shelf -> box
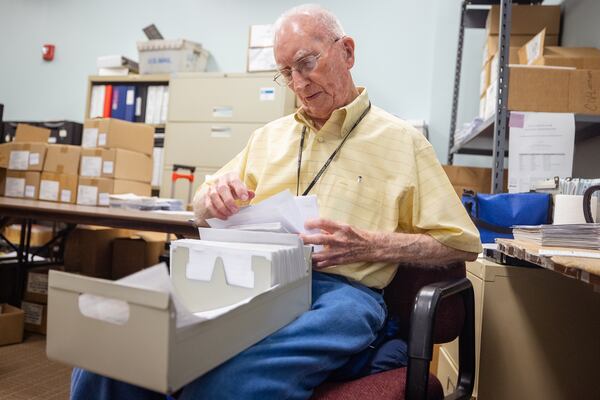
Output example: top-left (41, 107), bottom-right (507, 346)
top-left (451, 114), bottom-right (600, 156)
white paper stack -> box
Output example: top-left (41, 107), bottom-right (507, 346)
top-left (513, 223), bottom-right (600, 250)
top-left (206, 190), bottom-right (319, 234)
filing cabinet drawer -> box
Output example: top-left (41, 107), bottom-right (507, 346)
top-left (437, 347), bottom-right (459, 398)
top-left (164, 122), bottom-right (261, 168)
top-left (168, 73), bottom-right (296, 122)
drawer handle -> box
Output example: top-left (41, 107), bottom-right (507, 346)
top-left (211, 127), bottom-right (232, 138)
top-left (212, 106), bottom-right (233, 118)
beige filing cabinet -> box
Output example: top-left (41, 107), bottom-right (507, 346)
top-left (437, 259), bottom-right (600, 400)
top-left (162, 73), bottom-right (296, 201)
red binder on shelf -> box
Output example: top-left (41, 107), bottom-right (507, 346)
top-left (103, 85), bottom-right (113, 118)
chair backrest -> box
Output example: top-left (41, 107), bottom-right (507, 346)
top-left (384, 262), bottom-right (466, 343)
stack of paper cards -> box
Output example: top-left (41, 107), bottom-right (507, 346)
top-left (206, 190), bottom-right (319, 234)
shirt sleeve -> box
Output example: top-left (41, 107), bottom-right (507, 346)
top-left (411, 144), bottom-right (483, 254)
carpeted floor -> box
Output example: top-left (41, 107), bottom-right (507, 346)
top-left (0, 333), bottom-right (71, 400)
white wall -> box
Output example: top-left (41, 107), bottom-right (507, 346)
top-left (0, 0), bottom-right (436, 134)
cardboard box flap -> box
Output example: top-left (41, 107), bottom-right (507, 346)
top-left (15, 124), bottom-right (51, 143)
top-left (49, 270), bottom-right (170, 310)
top-left (518, 28), bottom-right (546, 65)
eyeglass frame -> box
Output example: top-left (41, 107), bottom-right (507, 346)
top-left (273, 36), bottom-right (343, 87)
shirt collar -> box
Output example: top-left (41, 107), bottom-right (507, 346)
top-left (294, 87), bottom-right (370, 138)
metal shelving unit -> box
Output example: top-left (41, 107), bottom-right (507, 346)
top-left (448, 0), bottom-right (600, 193)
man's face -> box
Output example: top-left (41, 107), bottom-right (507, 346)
top-left (274, 18), bottom-right (354, 122)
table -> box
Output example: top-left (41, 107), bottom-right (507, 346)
top-left (495, 238), bottom-right (600, 292)
top-left (0, 197), bottom-right (198, 237)
top-left (0, 197), bottom-right (198, 305)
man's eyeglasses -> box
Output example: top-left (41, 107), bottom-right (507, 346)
top-left (273, 37), bottom-right (342, 87)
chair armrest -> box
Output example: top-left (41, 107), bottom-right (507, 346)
top-left (405, 278), bottom-right (475, 400)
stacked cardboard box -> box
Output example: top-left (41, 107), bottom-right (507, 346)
top-left (20, 266), bottom-right (64, 335)
top-left (0, 303), bottom-right (24, 346)
top-left (0, 124), bottom-right (50, 199)
top-left (480, 5), bottom-right (561, 118)
top-left (78, 119), bottom-right (153, 206)
top-left (111, 231), bottom-right (166, 279)
top-left (39, 144), bottom-right (81, 203)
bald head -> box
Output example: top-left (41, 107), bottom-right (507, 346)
top-left (274, 4), bottom-right (345, 47)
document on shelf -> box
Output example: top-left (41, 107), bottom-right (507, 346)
top-left (508, 112), bottom-right (575, 193)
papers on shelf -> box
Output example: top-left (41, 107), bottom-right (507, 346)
top-left (508, 112), bottom-right (575, 193)
top-left (513, 223), bottom-right (600, 250)
top-left (109, 193), bottom-right (184, 211)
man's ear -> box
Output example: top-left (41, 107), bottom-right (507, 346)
top-left (341, 36), bottom-right (356, 68)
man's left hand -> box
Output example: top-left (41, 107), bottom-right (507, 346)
top-left (299, 218), bottom-right (379, 268)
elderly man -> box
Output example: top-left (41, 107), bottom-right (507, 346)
top-left (71, 4), bottom-right (481, 400)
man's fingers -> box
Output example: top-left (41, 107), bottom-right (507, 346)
top-left (304, 218), bottom-right (343, 233)
top-left (229, 178), bottom-right (251, 201)
top-left (217, 185), bottom-right (239, 214)
top-left (208, 189), bottom-right (232, 218)
top-left (300, 233), bottom-right (337, 246)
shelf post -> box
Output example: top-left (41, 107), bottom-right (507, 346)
top-left (491, 0), bottom-right (512, 193)
top-left (447, 1), bottom-right (468, 165)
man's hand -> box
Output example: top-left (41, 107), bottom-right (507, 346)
top-left (193, 172), bottom-right (255, 224)
top-left (300, 218), bottom-right (378, 268)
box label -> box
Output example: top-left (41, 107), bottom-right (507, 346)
top-left (22, 301), bottom-right (43, 325)
top-left (48, 137), bottom-right (57, 144)
top-left (212, 106), bottom-right (233, 118)
top-left (82, 128), bottom-right (98, 148)
top-left (29, 152), bottom-right (40, 166)
top-left (525, 34), bottom-right (542, 65)
top-left (80, 156), bottom-right (102, 177)
top-left (59, 129), bottom-right (67, 138)
top-left (61, 189), bottom-right (72, 203)
top-left (98, 133), bottom-right (107, 146)
top-left (27, 272), bottom-right (49, 295)
top-left (40, 180), bottom-right (59, 201)
top-left (5, 177), bottom-right (25, 197)
top-left (77, 185), bottom-right (98, 205)
top-left (126, 89), bottom-right (135, 105)
top-left (98, 192), bottom-right (110, 206)
top-left (25, 185), bottom-right (36, 199)
top-left (259, 87), bottom-right (275, 101)
top-left (9, 150), bottom-right (30, 170)
top-left (102, 161), bottom-right (114, 174)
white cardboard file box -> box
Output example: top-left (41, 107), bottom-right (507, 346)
top-left (137, 39), bottom-right (209, 75)
top-left (47, 232), bottom-right (311, 394)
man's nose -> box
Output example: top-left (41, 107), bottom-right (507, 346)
top-left (291, 70), bottom-right (310, 91)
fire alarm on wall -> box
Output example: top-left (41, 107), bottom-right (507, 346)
top-left (42, 44), bottom-right (55, 61)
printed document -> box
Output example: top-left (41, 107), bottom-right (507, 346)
top-left (508, 112), bottom-right (575, 193)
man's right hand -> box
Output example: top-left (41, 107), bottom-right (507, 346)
top-left (193, 172), bottom-right (255, 224)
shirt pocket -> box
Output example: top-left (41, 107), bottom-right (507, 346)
top-left (320, 178), bottom-right (383, 230)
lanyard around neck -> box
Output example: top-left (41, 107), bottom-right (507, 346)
top-left (296, 101), bottom-right (372, 196)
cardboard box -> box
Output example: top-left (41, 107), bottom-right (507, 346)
top-left (21, 300), bottom-right (47, 335)
top-left (0, 304), bottom-right (24, 346)
top-left (507, 66), bottom-right (572, 113)
top-left (39, 172), bottom-right (78, 204)
top-left (137, 39), bottom-right (209, 74)
top-left (483, 34), bottom-right (559, 65)
top-left (569, 69), bottom-right (600, 114)
top-left (80, 148), bottom-right (153, 183)
top-left (3, 224), bottom-right (53, 247)
top-left (6, 142), bottom-right (48, 171)
top-left (0, 167), bottom-right (5, 194)
top-left (23, 266), bottom-right (65, 304)
top-left (43, 144), bottom-right (81, 175)
top-left (4, 170), bottom-right (40, 199)
top-left (0, 144), bottom-right (10, 168)
top-left (14, 123), bottom-right (51, 143)
top-left (442, 165), bottom-right (508, 196)
top-left (77, 177), bottom-right (152, 206)
top-left (111, 232), bottom-right (166, 280)
top-left (82, 119), bottom-right (154, 155)
top-left (64, 225), bottom-right (131, 278)
top-left (486, 5), bottom-right (561, 35)
top-left (518, 30), bottom-right (600, 69)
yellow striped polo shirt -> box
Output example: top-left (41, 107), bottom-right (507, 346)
top-left (203, 88), bottom-right (482, 288)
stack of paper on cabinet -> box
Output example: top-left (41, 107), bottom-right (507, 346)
top-left (513, 224), bottom-right (600, 250)
top-left (46, 229), bottom-right (312, 394)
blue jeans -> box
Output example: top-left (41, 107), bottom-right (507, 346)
top-left (71, 271), bottom-right (387, 400)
